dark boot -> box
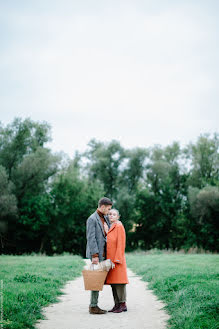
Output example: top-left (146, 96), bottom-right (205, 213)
top-left (113, 302), bottom-right (127, 313)
top-left (108, 304), bottom-right (120, 312)
top-left (89, 306), bottom-right (107, 314)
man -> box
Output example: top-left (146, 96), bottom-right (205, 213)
top-left (86, 197), bottom-right (112, 314)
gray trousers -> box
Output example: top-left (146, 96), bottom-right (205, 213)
top-left (90, 290), bottom-right (99, 307)
top-left (90, 257), bottom-right (105, 307)
top-left (90, 284), bottom-right (127, 307)
top-left (111, 284), bottom-right (127, 304)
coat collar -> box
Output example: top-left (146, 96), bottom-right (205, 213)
top-left (107, 221), bottom-right (121, 234)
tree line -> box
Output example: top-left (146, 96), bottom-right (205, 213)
top-left (0, 117), bottom-right (218, 255)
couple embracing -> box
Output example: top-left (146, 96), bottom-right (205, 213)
top-left (86, 197), bottom-right (129, 314)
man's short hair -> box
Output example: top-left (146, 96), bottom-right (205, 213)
top-left (98, 197), bottom-right (113, 207)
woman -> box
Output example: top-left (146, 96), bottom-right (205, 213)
top-left (104, 209), bottom-right (129, 313)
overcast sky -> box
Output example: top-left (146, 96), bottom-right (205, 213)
top-left (0, 0), bottom-right (218, 157)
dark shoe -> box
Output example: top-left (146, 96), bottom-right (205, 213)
top-left (113, 302), bottom-right (127, 313)
top-left (108, 304), bottom-right (120, 312)
top-left (89, 306), bottom-right (107, 314)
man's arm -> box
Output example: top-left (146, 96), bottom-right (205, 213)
top-left (87, 216), bottom-right (99, 263)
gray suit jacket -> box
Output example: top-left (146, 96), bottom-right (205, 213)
top-left (86, 211), bottom-right (111, 262)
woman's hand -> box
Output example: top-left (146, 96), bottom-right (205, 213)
top-left (111, 261), bottom-right (115, 269)
top-left (104, 222), bottom-right (109, 234)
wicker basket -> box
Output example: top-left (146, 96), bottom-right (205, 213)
top-left (82, 269), bottom-right (108, 291)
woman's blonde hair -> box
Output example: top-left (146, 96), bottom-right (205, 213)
top-left (110, 208), bottom-right (120, 217)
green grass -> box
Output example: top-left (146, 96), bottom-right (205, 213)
top-left (0, 254), bottom-right (85, 329)
top-left (126, 251), bottom-right (219, 329)
top-left (1, 252), bottom-right (218, 329)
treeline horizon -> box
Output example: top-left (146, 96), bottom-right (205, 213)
top-left (0, 117), bottom-right (218, 255)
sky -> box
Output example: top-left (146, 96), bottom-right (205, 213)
top-left (0, 0), bottom-right (218, 157)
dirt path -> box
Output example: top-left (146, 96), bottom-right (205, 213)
top-left (35, 260), bottom-right (170, 329)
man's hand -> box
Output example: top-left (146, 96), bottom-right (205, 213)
top-left (92, 256), bottom-right (99, 264)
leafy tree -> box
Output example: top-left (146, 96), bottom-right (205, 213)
top-left (0, 118), bottom-right (59, 253)
top-left (11, 147), bottom-right (60, 253)
top-left (0, 165), bottom-right (18, 250)
top-left (184, 133), bottom-right (219, 188)
top-left (0, 165), bottom-right (17, 219)
top-left (0, 117), bottom-right (51, 178)
top-left (49, 162), bottom-right (104, 255)
top-left (135, 143), bottom-right (187, 249)
top-left (120, 147), bottom-right (148, 193)
top-left (83, 139), bottom-right (126, 200)
top-left (188, 185), bottom-right (219, 251)
top-left (1, 117), bottom-right (218, 254)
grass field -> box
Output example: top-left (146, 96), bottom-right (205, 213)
top-left (126, 251), bottom-right (219, 329)
top-left (1, 252), bottom-right (218, 329)
top-left (0, 254), bottom-right (85, 329)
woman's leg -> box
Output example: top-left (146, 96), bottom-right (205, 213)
top-left (108, 284), bottom-right (120, 312)
top-left (115, 284), bottom-right (126, 303)
top-left (111, 284), bottom-right (119, 304)
top-left (111, 284), bottom-right (127, 312)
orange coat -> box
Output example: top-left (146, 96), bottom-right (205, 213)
top-left (105, 221), bottom-right (129, 284)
